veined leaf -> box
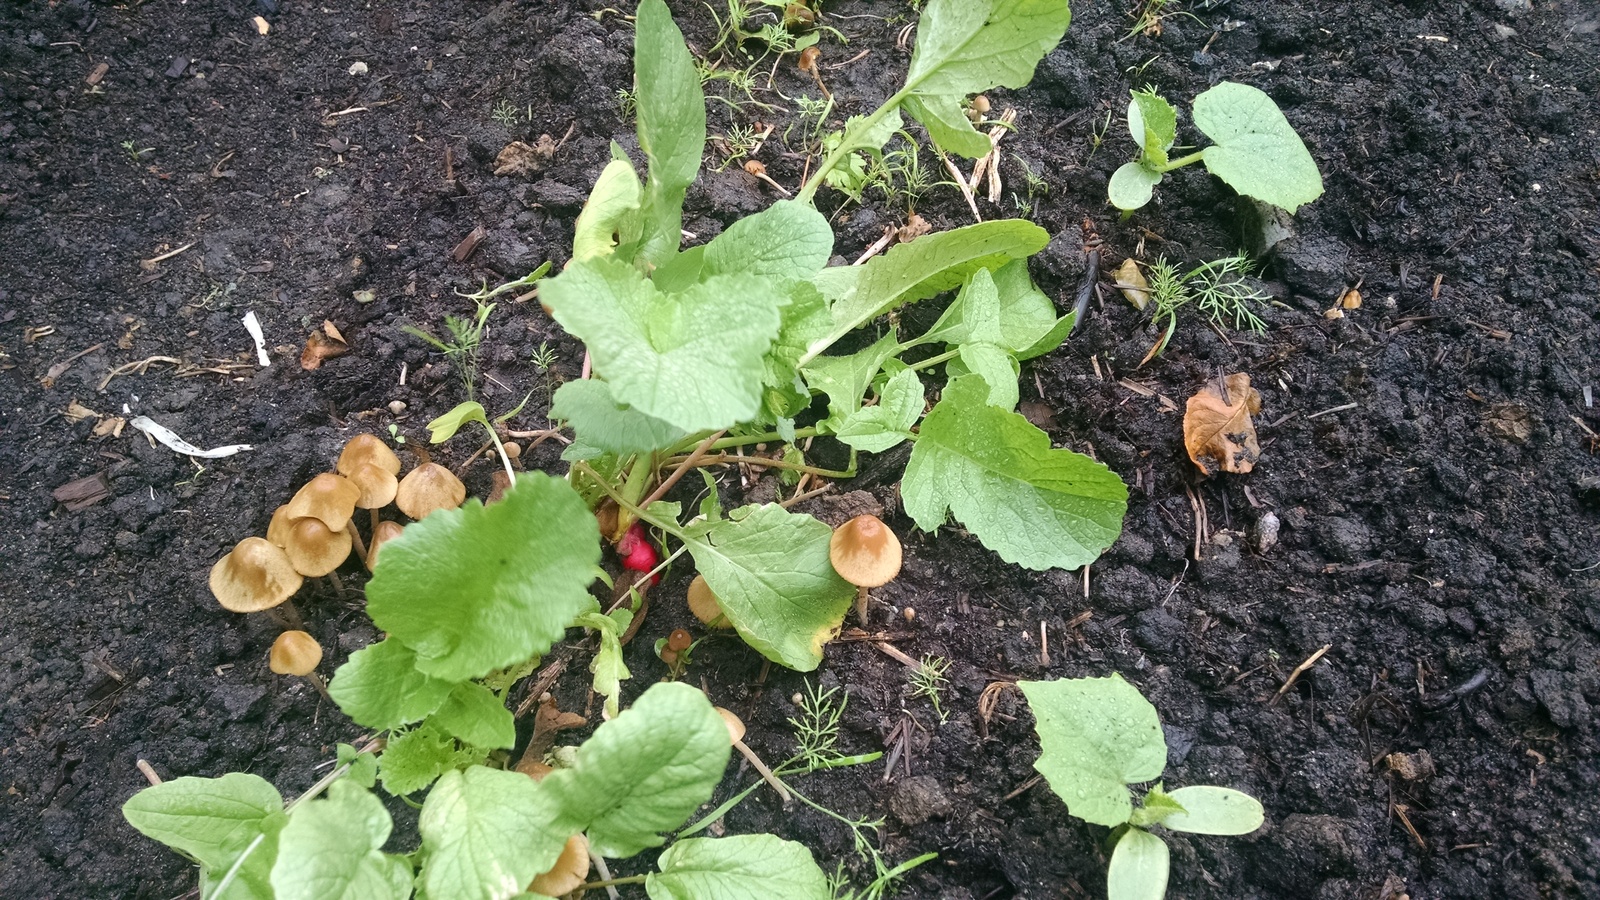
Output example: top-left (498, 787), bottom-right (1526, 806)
top-left (681, 504), bottom-right (856, 671)
top-left (271, 781), bottom-right (411, 900)
top-left (802, 329), bottom-right (902, 431)
top-left (904, 94), bottom-right (993, 158)
top-left (541, 256), bottom-right (786, 432)
top-left (1109, 162), bottom-right (1162, 212)
top-left (571, 159), bottom-right (643, 263)
top-left (123, 773), bottom-right (286, 900)
top-left (431, 681), bottom-right (516, 750)
top-left (540, 682), bottom-right (731, 858)
top-left (917, 261), bottom-right (1062, 355)
top-left (1161, 786), bottom-right (1265, 835)
top-left (379, 721), bottom-right (488, 796)
top-left (703, 200), bottom-right (834, 281)
top-left (366, 473), bottom-right (600, 682)
top-left (576, 609), bottom-right (633, 719)
top-left (646, 836), bottom-right (832, 900)
top-left (836, 367), bottom-right (924, 453)
top-left (1106, 827), bottom-right (1169, 900)
top-left (1194, 82), bottom-right (1323, 213)
top-left (953, 342), bottom-right (1020, 410)
top-left (1018, 675), bottom-right (1167, 828)
top-left (418, 767), bottom-right (574, 900)
top-left (1129, 89), bottom-right (1177, 167)
top-left (630, 0), bottom-right (706, 265)
top-left (328, 637), bottom-right (457, 731)
top-left (902, 376), bottom-right (1126, 570)
top-left (550, 379), bottom-right (686, 456)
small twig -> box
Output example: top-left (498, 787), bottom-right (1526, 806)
top-left (139, 242), bottom-right (195, 271)
top-left (1306, 402), bottom-right (1359, 420)
top-left (873, 641), bottom-right (921, 670)
top-left (1001, 773), bottom-right (1041, 802)
top-left (853, 226), bottom-right (898, 266)
top-left (936, 148), bottom-right (983, 222)
top-left (1272, 643), bottom-right (1332, 703)
top-left (640, 430), bottom-right (725, 510)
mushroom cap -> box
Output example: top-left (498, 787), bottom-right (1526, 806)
top-left (266, 504), bottom-right (292, 548)
top-left (282, 516), bottom-right (354, 577)
top-left (528, 833), bottom-right (590, 897)
top-left (829, 515), bottom-right (903, 588)
top-left (368, 520), bottom-right (404, 568)
top-left (284, 473), bottom-right (361, 532)
top-left (686, 575), bottom-right (733, 630)
top-left (269, 630), bottom-right (323, 676)
top-left (715, 706), bottom-right (746, 744)
top-left (210, 538), bottom-right (304, 613)
top-left (346, 462), bottom-right (399, 510)
top-left (396, 462), bottom-right (466, 521)
top-left (336, 433), bottom-right (402, 477)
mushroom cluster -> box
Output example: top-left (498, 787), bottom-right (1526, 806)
top-left (207, 433), bottom-right (469, 683)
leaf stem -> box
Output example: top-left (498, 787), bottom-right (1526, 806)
top-left (639, 430), bottom-right (724, 510)
top-left (1153, 150), bottom-right (1205, 172)
top-left (797, 86), bottom-right (914, 203)
top-left (907, 347), bottom-right (959, 372)
top-left (579, 875), bottom-right (649, 890)
top-left (696, 426), bottom-right (820, 453)
top-left (667, 452), bottom-right (856, 479)
top-left (574, 461), bottom-right (684, 539)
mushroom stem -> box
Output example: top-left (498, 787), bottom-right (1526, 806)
top-left (369, 508), bottom-right (381, 550)
top-left (855, 585), bottom-right (870, 625)
top-left (733, 740), bottom-right (792, 805)
top-left (265, 598), bottom-right (306, 632)
top-left (324, 571), bottom-right (346, 599)
top-left (343, 522), bottom-right (368, 566)
top-left (302, 673), bottom-right (333, 702)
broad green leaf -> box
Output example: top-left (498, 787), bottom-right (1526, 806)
top-left (630, 0), bottom-right (706, 265)
top-left (904, 94), bottom-right (992, 158)
top-left (1129, 90), bottom-right (1176, 166)
top-left (904, 0), bottom-right (1071, 97)
top-left (902, 377), bottom-right (1127, 570)
top-left (763, 282), bottom-right (832, 422)
top-left (541, 256), bottom-right (786, 432)
top-left (540, 682), bottom-right (731, 858)
top-left (123, 773), bottom-right (285, 900)
top-left (426, 402), bottom-right (489, 443)
top-left (802, 329), bottom-right (902, 430)
top-left (379, 721), bottom-right (488, 796)
top-left (918, 261), bottom-right (1068, 358)
top-left (814, 221), bottom-right (1050, 347)
top-left (431, 681), bottom-right (516, 750)
top-left (646, 836), bottom-right (831, 900)
top-left (1109, 162), bottom-right (1161, 212)
top-left (329, 637), bottom-right (457, 731)
top-left (955, 343), bottom-right (1020, 410)
top-left (703, 200), bottom-right (834, 281)
top-left (571, 159), bottom-right (643, 263)
top-left (550, 379), bottom-right (686, 456)
top-left (367, 473), bottom-right (601, 682)
top-left (1193, 82), bottom-right (1324, 213)
top-left (576, 610), bottom-right (633, 719)
top-left (650, 244), bottom-right (709, 294)
top-left (271, 781), bottom-right (411, 900)
top-left (1161, 786), bottom-right (1265, 835)
top-left (681, 504), bottom-right (857, 671)
top-left (1017, 675), bottom-right (1166, 827)
top-left (419, 767), bottom-right (573, 900)
top-left (1106, 828), bottom-right (1169, 900)
top-left (1016, 310), bottom-right (1076, 360)
top-left (836, 367), bottom-right (924, 453)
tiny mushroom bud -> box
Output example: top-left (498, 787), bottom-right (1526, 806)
top-left (829, 514), bottom-right (903, 625)
top-left (396, 462), bottom-right (466, 521)
top-left (210, 537), bottom-right (304, 613)
top-left (528, 834), bottom-right (591, 897)
top-left (269, 630), bottom-right (323, 676)
top-left (285, 473), bottom-right (361, 532)
top-left (367, 520), bottom-right (404, 568)
top-left (716, 707), bottom-right (791, 804)
top-left (972, 94), bottom-right (992, 115)
top-left (337, 433), bottom-right (402, 477)
top-left (282, 516), bottom-right (354, 577)
top-left (667, 628), bottom-right (693, 652)
top-left (687, 575), bottom-right (733, 630)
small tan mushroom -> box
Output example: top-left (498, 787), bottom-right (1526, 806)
top-left (269, 630), bottom-right (323, 676)
top-left (210, 537), bottom-right (304, 613)
top-left (282, 517), bottom-right (353, 577)
top-left (265, 504), bottom-right (292, 547)
top-left (284, 473), bottom-right (361, 532)
top-left (686, 575), bottom-right (733, 630)
top-left (396, 463), bottom-right (466, 521)
top-left (346, 461), bottom-right (399, 510)
top-left (527, 833), bottom-right (591, 897)
top-left (337, 433), bottom-right (402, 477)
top-left (829, 514), bottom-right (903, 625)
top-left (367, 520), bottom-right (404, 569)
top-left (716, 707), bottom-right (791, 805)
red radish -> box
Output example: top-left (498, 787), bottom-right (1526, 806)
top-left (617, 522), bottom-right (660, 584)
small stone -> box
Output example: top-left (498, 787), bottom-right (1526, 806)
top-left (1274, 235), bottom-right (1351, 302)
top-left (388, 400), bottom-right (407, 415)
top-left (165, 56), bottom-right (190, 79)
top-left (348, 61), bottom-right (369, 76)
top-left (251, 15), bottom-right (270, 35)
top-left (1316, 516), bottom-right (1373, 563)
top-left (887, 775), bottom-right (952, 825)
top-left (1384, 750), bottom-right (1436, 782)
top-left (1256, 511), bottom-right (1281, 554)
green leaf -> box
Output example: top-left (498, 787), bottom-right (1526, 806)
top-left (379, 721), bottom-right (488, 796)
top-left (1161, 786), bottom-right (1265, 835)
top-left (681, 504), bottom-right (857, 671)
top-left (763, 282), bottom-right (832, 422)
top-left (703, 200), bottom-right (834, 281)
top-left (1193, 81), bottom-right (1324, 213)
top-left (426, 402), bottom-right (490, 444)
top-left (419, 767), bottom-right (573, 900)
top-left (955, 342), bottom-right (1020, 410)
top-left (1129, 90), bottom-right (1177, 166)
top-left (904, 94), bottom-right (992, 158)
top-left (902, 377), bottom-right (1127, 570)
top-left (1127, 782), bottom-right (1184, 828)
top-left (646, 836), bottom-right (832, 900)
top-left (271, 781), bottom-right (412, 900)
top-left (903, 0), bottom-right (1071, 105)
top-left (1106, 828), bottom-right (1169, 900)
top-left (337, 743), bottom-right (380, 791)
top-left (329, 637), bottom-right (458, 731)
top-left (541, 256), bottom-right (786, 432)
top-left (836, 367), bottom-right (924, 453)
top-left (1109, 162), bottom-right (1161, 212)
top-left (431, 681), bottom-right (516, 750)
top-left (540, 682), bottom-right (731, 858)
top-left (576, 610), bottom-right (633, 719)
top-left (550, 379), bottom-right (686, 456)
top-left (123, 773), bottom-right (285, 900)
top-left (919, 261), bottom-right (1063, 356)
top-left (802, 329), bottom-right (902, 431)
top-left (1017, 674), bottom-right (1167, 828)
top-left (814, 221), bottom-right (1049, 346)
top-left (366, 473), bottom-right (601, 682)
top-left (630, 0), bottom-right (706, 265)
top-left (571, 159), bottom-right (644, 263)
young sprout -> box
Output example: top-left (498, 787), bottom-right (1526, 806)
top-left (829, 514), bottom-right (903, 625)
top-left (687, 574), bottom-right (733, 629)
top-left (528, 833), bottom-right (591, 897)
top-left (210, 537), bottom-right (304, 615)
top-left (716, 707), bottom-right (792, 805)
top-left (395, 462), bottom-right (466, 521)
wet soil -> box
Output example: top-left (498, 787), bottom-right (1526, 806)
top-left (3, 0), bottom-right (1599, 898)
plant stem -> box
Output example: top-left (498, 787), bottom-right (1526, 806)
top-left (797, 85), bottom-right (914, 203)
top-left (639, 430), bottom-right (724, 510)
top-left (701, 426), bottom-right (819, 452)
top-left (1153, 150), bottom-right (1205, 172)
top-left (574, 462), bottom-right (683, 539)
top-left (907, 347), bottom-right (959, 372)
top-left (671, 452), bottom-right (856, 479)
top-left (579, 875), bottom-right (649, 890)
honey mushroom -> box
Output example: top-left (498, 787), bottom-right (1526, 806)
top-left (396, 461), bottom-right (466, 521)
top-left (268, 629), bottom-right (331, 700)
top-left (337, 434), bottom-right (402, 543)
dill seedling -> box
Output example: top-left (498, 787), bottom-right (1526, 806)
top-left (788, 680), bottom-right (848, 769)
top-left (907, 655), bottom-right (952, 724)
top-left (403, 301), bottom-right (495, 401)
top-left (1142, 254), bottom-right (1270, 359)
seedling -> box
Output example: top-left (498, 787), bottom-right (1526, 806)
top-left (1122, 254), bottom-right (1271, 363)
top-left (402, 300), bottom-right (495, 401)
top-left (907, 654), bottom-right (951, 723)
top-left (1019, 675), bottom-right (1264, 900)
top-left (1109, 83), bottom-right (1323, 214)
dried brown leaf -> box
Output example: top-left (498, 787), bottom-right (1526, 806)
top-left (300, 331), bottom-right (348, 370)
top-left (1114, 258), bottom-right (1150, 311)
top-left (1183, 373), bottom-right (1262, 476)
top-left (322, 319), bottom-right (346, 343)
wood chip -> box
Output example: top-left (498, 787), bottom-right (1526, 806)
top-left (452, 226), bottom-right (487, 262)
top-left (52, 471), bottom-right (112, 511)
top-left (85, 62), bottom-right (110, 85)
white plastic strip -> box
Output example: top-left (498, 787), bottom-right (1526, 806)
top-left (241, 311), bottom-right (270, 366)
top-left (129, 416), bottom-right (253, 458)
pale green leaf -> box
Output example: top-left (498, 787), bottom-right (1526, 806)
top-left (431, 681), bottom-right (516, 750)
top-left (681, 504), bottom-right (857, 671)
top-left (541, 256), bottom-right (785, 432)
top-left (802, 329), bottom-right (902, 430)
top-left (1017, 674), bottom-right (1167, 827)
top-left (1128, 782), bottom-right (1185, 828)
top-left (919, 260), bottom-right (1065, 357)
top-left (1129, 90), bottom-right (1176, 164)
top-left (763, 282), bottom-right (832, 422)
top-left (904, 0), bottom-right (1071, 98)
top-left (1193, 82), bottom-right (1324, 213)
top-left (1106, 828), bottom-right (1169, 900)
top-left (271, 781), bottom-right (411, 900)
top-left (426, 402), bottom-right (489, 444)
top-left (329, 637), bottom-right (457, 732)
top-left (123, 774), bottom-right (285, 900)
top-left (1109, 162), bottom-right (1161, 212)
top-left (576, 610), bottom-right (633, 719)
top-left (703, 200), bottom-right (834, 281)
top-left (631, 0), bottom-right (706, 264)
top-left (646, 836), bottom-right (831, 900)
top-left (366, 473), bottom-right (601, 682)
top-left (379, 721), bottom-right (488, 796)
top-left (336, 743), bottom-right (380, 791)
top-left (571, 159), bottom-right (643, 263)
top-left (550, 379), bottom-right (686, 456)
top-left (904, 94), bottom-right (992, 159)
top-left (419, 768), bottom-right (573, 900)
top-left (540, 682), bottom-right (731, 858)
top-left (955, 342), bottom-right (1020, 410)
top-left (836, 367), bottom-right (924, 453)
top-left (902, 377), bottom-right (1127, 570)
top-left (1161, 786), bottom-right (1265, 835)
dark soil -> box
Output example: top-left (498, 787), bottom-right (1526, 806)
top-left (3, 0), bottom-right (1599, 897)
